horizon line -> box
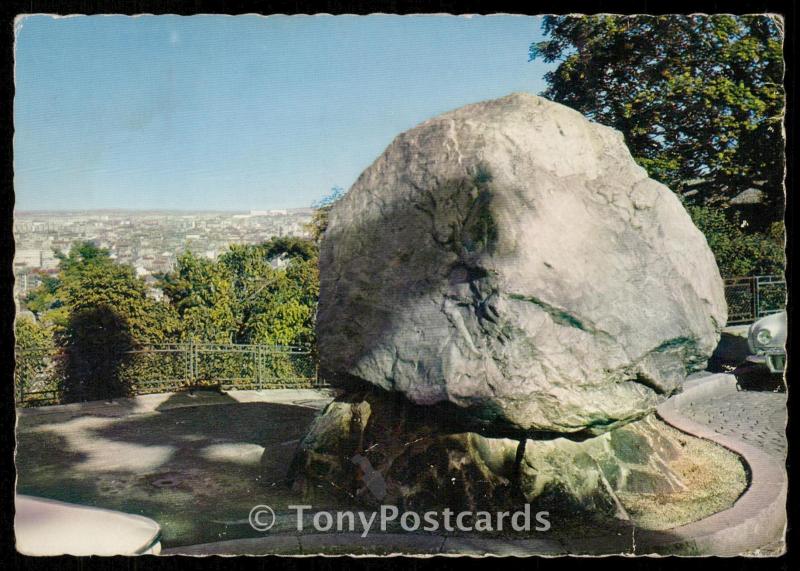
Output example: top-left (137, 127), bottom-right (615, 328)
top-left (14, 207), bottom-right (317, 214)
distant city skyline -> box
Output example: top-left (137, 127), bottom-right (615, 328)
top-left (13, 14), bottom-right (553, 211)
top-left (15, 207), bottom-right (314, 214)
top-left (13, 210), bottom-right (315, 304)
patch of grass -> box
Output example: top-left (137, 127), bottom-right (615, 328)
top-left (617, 422), bottom-right (748, 530)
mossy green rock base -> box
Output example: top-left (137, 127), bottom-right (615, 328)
top-left (289, 390), bottom-right (746, 530)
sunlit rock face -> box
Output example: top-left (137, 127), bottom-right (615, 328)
top-left (317, 92), bottom-right (726, 434)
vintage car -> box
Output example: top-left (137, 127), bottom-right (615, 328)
top-left (747, 310), bottom-right (787, 374)
top-left (15, 495), bottom-right (162, 556)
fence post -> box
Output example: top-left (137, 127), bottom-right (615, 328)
top-left (184, 342), bottom-right (189, 388)
top-left (256, 345), bottom-right (262, 391)
top-left (754, 275), bottom-right (761, 319)
top-left (193, 341), bottom-right (199, 392)
top-left (187, 340), bottom-right (196, 392)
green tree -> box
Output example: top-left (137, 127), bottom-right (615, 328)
top-left (24, 242), bottom-right (179, 342)
top-left (21, 242), bottom-right (180, 402)
top-left (22, 242), bottom-right (116, 327)
top-left (261, 236), bottom-right (317, 262)
top-left (56, 241), bottom-right (113, 273)
top-left (217, 240), bottom-right (319, 347)
top-left (531, 15), bottom-right (785, 226)
top-left (14, 316), bottom-right (56, 401)
top-left (14, 315), bottom-right (53, 351)
top-left (161, 251), bottom-right (238, 343)
top-left (242, 256), bottom-right (319, 347)
top-left (59, 305), bottom-right (136, 402)
top-left (307, 186), bottom-right (345, 242)
top-left (161, 243), bottom-right (320, 383)
top-left (686, 205), bottom-right (784, 276)
top-left (22, 242), bottom-right (107, 325)
top-left (23, 273), bottom-right (64, 324)
top-left (61, 261), bottom-right (177, 341)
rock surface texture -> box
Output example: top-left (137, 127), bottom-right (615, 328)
top-left (290, 391), bottom-right (746, 529)
top-left (317, 93), bottom-right (726, 434)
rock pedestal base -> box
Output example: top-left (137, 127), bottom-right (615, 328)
top-left (289, 389), bottom-right (747, 530)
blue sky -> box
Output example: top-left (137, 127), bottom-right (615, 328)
top-left (14, 15), bottom-right (553, 211)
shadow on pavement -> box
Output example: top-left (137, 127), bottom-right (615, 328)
top-left (15, 397), bottom-right (321, 547)
top-left (708, 329), bottom-right (785, 392)
top-left (733, 362), bottom-right (786, 392)
top-left (708, 332), bottom-right (750, 373)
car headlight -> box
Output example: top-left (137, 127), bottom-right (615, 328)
top-left (756, 329), bottom-right (773, 345)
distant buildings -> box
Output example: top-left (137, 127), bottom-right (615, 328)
top-left (13, 209), bottom-right (314, 308)
top-left (15, 249), bottom-right (42, 268)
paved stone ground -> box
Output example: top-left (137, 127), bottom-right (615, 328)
top-left (699, 323), bottom-right (788, 461)
top-left (680, 389), bottom-right (787, 459)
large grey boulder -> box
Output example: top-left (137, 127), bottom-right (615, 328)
top-left (317, 92), bottom-right (726, 434)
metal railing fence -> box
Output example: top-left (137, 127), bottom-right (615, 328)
top-left (15, 275), bottom-right (785, 406)
top-left (724, 275), bottom-right (786, 325)
top-left (15, 341), bottom-right (322, 407)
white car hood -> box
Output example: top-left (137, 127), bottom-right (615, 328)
top-left (15, 495), bottom-right (161, 556)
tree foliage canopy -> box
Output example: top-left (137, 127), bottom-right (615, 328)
top-left (14, 316), bottom-right (56, 398)
top-left (307, 186), bottom-right (345, 242)
top-left (160, 251), bottom-right (239, 342)
top-left (159, 238), bottom-right (319, 347)
top-left (19, 238), bottom-right (322, 401)
top-left (25, 242), bottom-right (179, 343)
top-left (686, 205), bottom-right (784, 276)
top-left (531, 15), bottom-right (785, 222)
